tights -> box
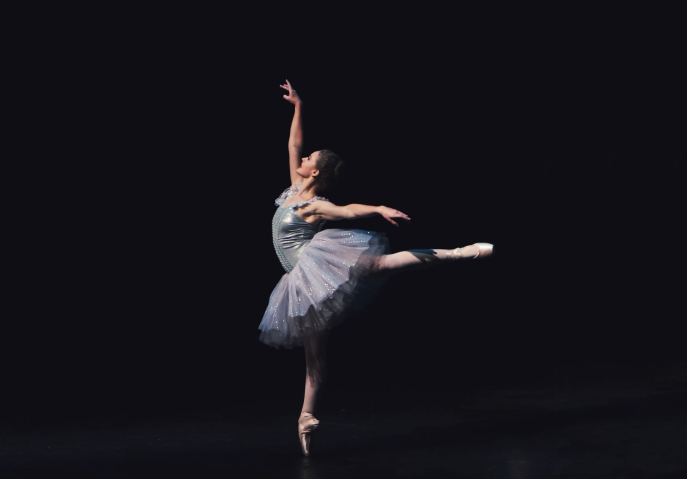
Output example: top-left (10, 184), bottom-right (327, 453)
top-left (374, 247), bottom-right (478, 273)
top-left (301, 245), bottom-right (478, 414)
top-left (302, 329), bottom-right (330, 414)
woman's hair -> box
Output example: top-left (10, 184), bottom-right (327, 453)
top-left (314, 150), bottom-right (344, 195)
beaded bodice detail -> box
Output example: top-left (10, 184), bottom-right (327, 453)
top-left (272, 184), bottom-right (329, 273)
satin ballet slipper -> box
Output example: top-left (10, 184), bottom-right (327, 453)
top-left (447, 243), bottom-right (494, 260)
top-left (298, 411), bottom-right (320, 456)
top-left (472, 243), bottom-right (494, 258)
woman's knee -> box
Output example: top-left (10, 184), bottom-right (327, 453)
top-left (374, 255), bottom-right (390, 273)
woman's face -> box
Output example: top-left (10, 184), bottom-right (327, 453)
top-left (297, 151), bottom-right (320, 178)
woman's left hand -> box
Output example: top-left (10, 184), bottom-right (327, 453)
top-left (280, 79), bottom-right (301, 105)
top-left (378, 206), bottom-right (410, 227)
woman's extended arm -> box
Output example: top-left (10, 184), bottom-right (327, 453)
top-left (280, 79), bottom-right (303, 185)
top-left (304, 201), bottom-right (410, 226)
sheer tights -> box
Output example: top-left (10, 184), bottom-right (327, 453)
top-left (302, 329), bottom-right (330, 414)
top-left (375, 245), bottom-right (481, 273)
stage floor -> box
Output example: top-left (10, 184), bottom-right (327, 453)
top-left (2, 361), bottom-right (686, 478)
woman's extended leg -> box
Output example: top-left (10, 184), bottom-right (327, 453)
top-left (376, 243), bottom-right (492, 274)
top-left (302, 328), bottom-right (331, 414)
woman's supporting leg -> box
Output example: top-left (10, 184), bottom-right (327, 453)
top-left (376, 244), bottom-right (487, 274)
top-left (302, 329), bottom-right (331, 414)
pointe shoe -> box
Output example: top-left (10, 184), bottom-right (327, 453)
top-left (448, 243), bottom-right (494, 259)
top-left (298, 411), bottom-right (320, 456)
top-left (472, 243), bottom-right (494, 259)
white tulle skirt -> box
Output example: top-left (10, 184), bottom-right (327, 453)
top-left (258, 228), bottom-right (390, 349)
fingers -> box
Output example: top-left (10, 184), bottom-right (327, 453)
top-left (385, 216), bottom-right (398, 227)
top-left (280, 81), bottom-right (298, 99)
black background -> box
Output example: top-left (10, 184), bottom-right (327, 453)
top-left (9, 7), bottom-right (684, 428)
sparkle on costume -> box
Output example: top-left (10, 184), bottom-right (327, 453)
top-left (258, 184), bottom-right (390, 349)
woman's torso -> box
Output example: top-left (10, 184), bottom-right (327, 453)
top-left (272, 185), bottom-right (328, 273)
top-left (278, 196), bottom-right (323, 224)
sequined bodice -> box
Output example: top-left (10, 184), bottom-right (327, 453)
top-left (272, 184), bottom-right (329, 273)
top-left (272, 206), bottom-right (323, 272)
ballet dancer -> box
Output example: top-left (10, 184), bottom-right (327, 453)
top-left (258, 80), bottom-right (493, 456)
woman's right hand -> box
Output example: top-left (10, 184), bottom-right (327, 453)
top-left (378, 206), bottom-right (410, 227)
top-left (280, 79), bottom-right (301, 105)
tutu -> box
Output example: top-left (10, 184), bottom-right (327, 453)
top-left (259, 228), bottom-right (390, 349)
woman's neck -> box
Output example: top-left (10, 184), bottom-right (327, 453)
top-left (297, 177), bottom-right (318, 199)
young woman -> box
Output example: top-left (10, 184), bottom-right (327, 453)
top-left (258, 80), bottom-right (493, 456)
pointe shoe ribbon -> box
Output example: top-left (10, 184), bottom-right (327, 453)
top-left (298, 412), bottom-right (320, 456)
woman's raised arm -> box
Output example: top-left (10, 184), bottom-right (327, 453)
top-left (280, 79), bottom-right (304, 185)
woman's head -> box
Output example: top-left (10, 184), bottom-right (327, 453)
top-left (312, 150), bottom-right (344, 195)
top-left (298, 150), bottom-right (344, 195)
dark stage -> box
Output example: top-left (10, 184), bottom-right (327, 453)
top-left (2, 362), bottom-right (687, 477)
top-left (9, 8), bottom-right (685, 478)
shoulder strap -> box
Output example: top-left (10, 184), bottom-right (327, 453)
top-left (292, 196), bottom-right (329, 209)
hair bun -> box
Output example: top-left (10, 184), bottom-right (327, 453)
top-left (314, 150), bottom-right (344, 195)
